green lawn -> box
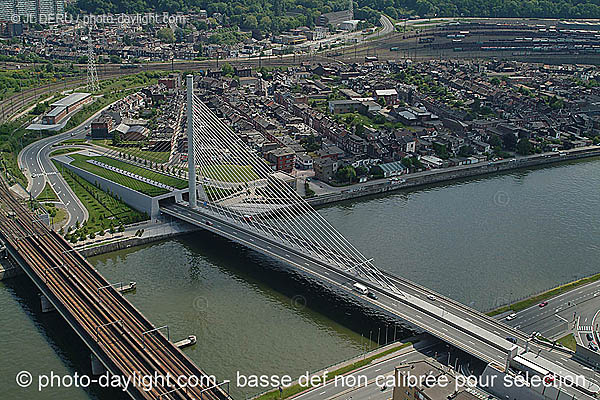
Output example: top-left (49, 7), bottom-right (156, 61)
top-left (1, 151), bottom-right (28, 188)
top-left (202, 164), bottom-right (260, 183)
top-left (37, 182), bottom-right (59, 202)
top-left (50, 147), bottom-right (84, 157)
top-left (93, 156), bottom-right (187, 189)
top-left (557, 333), bottom-right (576, 351)
top-left (67, 153), bottom-right (168, 197)
top-left (92, 139), bottom-right (171, 163)
top-left (54, 162), bottom-right (147, 241)
top-left (44, 203), bottom-right (67, 226)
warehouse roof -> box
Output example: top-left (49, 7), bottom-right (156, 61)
top-left (51, 92), bottom-right (91, 107)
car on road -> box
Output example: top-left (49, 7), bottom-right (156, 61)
top-left (506, 313), bottom-right (517, 321)
top-left (204, 221), bottom-right (213, 226)
top-left (539, 301), bottom-right (548, 308)
top-left (587, 333), bottom-right (594, 342)
top-left (589, 341), bottom-right (598, 351)
top-left (367, 292), bottom-right (378, 300)
top-left (505, 336), bottom-right (518, 344)
top-left (427, 294), bottom-right (437, 301)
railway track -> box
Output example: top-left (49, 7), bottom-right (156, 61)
top-left (0, 181), bottom-right (230, 400)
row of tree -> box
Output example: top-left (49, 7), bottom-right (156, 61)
top-left (76, 0), bottom-right (600, 31)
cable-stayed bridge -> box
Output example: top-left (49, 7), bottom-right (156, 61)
top-left (157, 75), bottom-right (598, 399)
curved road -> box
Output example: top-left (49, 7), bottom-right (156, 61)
top-left (19, 123), bottom-right (90, 228)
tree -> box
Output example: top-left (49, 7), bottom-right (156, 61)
top-left (31, 102), bottom-right (49, 115)
top-left (458, 145), bottom-right (475, 157)
top-left (221, 62), bottom-right (234, 76)
top-left (118, 224), bottom-right (125, 233)
top-left (243, 15), bottom-right (258, 29)
top-left (502, 134), bottom-right (517, 151)
top-left (109, 55), bottom-right (121, 64)
top-left (488, 134), bottom-right (502, 148)
top-left (516, 138), bottom-right (533, 156)
top-left (112, 132), bottom-right (121, 146)
top-left (355, 166), bottom-right (369, 176)
top-left (336, 166), bottom-right (356, 183)
top-left (355, 123), bottom-right (365, 136)
top-left (157, 28), bottom-right (175, 43)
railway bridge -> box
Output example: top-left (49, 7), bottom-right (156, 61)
top-left (0, 180), bottom-right (232, 400)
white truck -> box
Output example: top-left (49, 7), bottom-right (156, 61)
top-left (353, 282), bottom-right (369, 295)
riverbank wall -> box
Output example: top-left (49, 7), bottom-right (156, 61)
top-left (77, 227), bottom-right (200, 258)
top-left (308, 147), bottom-right (600, 207)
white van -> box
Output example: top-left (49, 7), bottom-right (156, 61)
top-left (353, 282), bottom-right (369, 295)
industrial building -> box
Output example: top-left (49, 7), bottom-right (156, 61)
top-left (42, 92), bottom-right (92, 125)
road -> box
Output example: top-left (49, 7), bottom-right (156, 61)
top-left (162, 203), bottom-right (599, 399)
top-left (18, 118), bottom-right (94, 228)
top-left (294, 340), bottom-right (445, 400)
top-left (502, 279), bottom-right (600, 343)
top-left (308, 147), bottom-right (600, 201)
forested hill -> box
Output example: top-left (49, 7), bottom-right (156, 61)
top-left (75, 0), bottom-right (600, 28)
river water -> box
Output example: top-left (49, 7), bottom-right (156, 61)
top-left (2, 157), bottom-right (600, 399)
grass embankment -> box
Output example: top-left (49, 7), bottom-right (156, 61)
top-left (1, 151), bottom-right (28, 188)
top-left (67, 153), bottom-right (169, 197)
top-left (37, 182), bottom-right (59, 201)
top-left (487, 272), bottom-right (600, 316)
top-left (44, 203), bottom-right (67, 226)
top-left (91, 139), bottom-right (171, 164)
top-left (0, 118), bottom-right (55, 188)
top-left (202, 164), bottom-right (260, 183)
top-left (557, 334), bottom-right (576, 351)
top-left (93, 156), bottom-right (187, 189)
top-left (54, 162), bottom-right (147, 242)
top-left (255, 341), bottom-right (416, 400)
top-left (50, 147), bottom-right (84, 157)
top-left (0, 65), bottom-right (82, 102)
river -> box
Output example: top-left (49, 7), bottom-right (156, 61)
top-left (2, 157), bottom-right (599, 399)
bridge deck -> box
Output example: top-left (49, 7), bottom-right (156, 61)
top-left (162, 202), bottom-right (598, 400)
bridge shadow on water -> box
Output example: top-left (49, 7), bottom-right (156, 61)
top-left (175, 229), bottom-right (419, 346)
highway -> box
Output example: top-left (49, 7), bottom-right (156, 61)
top-left (18, 122), bottom-right (90, 227)
top-left (293, 340), bottom-right (446, 400)
top-left (502, 279), bottom-right (600, 342)
top-left (162, 202), bottom-right (599, 399)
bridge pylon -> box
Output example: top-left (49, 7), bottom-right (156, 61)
top-left (186, 74), bottom-right (197, 208)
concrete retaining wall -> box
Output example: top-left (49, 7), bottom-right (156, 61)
top-left (78, 229), bottom-right (199, 258)
top-left (56, 158), bottom-right (184, 219)
top-left (575, 343), bottom-right (600, 367)
top-left (308, 149), bottom-right (600, 207)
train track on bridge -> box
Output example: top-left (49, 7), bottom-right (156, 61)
top-left (0, 180), bottom-right (231, 400)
